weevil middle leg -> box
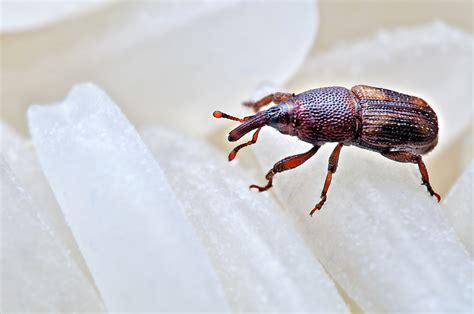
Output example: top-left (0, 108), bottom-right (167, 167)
top-left (250, 145), bottom-right (320, 192)
top-left (243, 92), bottom-right (294, 112)
top-left (310, 143), bottom-right (344, 215)
top-left (381, 151), bottom-right (441, 202)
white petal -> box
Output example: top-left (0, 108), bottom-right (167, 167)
top-left (0, 1), bottom-right (111, 33)
top-left (141, 127), bottom-right (349, 312)
top-left (3, 1), bottom-right (317, 137)
top-left (251, 130), bottom-right (473, 313)
top-left (27, 83), bottom-right (229, 311)
top-left (0, 122), bottom-right (91, 278)
top-left (0, 159), bottom-right (105, 312)
top-left (443, 160), bottom-right (473, 255)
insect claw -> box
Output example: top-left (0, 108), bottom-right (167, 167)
top-left (249, 183), bottom-right (271, 192)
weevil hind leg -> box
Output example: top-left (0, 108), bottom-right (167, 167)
top-left (243, 92), bottom-right (294, 113)
top-left (310, 143), bottom-right (344, 216)
top-left (250, 145), bottom-right (320, 192)
top-left (381, 151), bottom-right (441, 202)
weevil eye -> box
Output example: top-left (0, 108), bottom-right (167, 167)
top-left (268, 104), bottom-right (289, 127)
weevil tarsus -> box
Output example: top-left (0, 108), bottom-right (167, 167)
top-left (381, 151), bottom-right (441, 202)
top-left (310, 143), bottom-right (344, 215)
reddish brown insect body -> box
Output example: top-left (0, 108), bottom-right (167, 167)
top-left (213, 85), bottom-right (440, 215)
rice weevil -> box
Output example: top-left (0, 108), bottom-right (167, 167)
top-left (213, 85), bottom-right (440, 215)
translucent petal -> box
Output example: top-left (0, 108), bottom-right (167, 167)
top-left (2, 1), bottom-right (317, 138)
top-left (251, 130), bottom-right (473, 313)
top-left (0, 159), bottom-right (105, 312)
top-left (27, 83), bottom-right (229, 311)
top-left (141, 127), bottom-right (349, 312)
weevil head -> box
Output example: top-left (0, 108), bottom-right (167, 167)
top-left (228, 104), bottom-right (296, 141)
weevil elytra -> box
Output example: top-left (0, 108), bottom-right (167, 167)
top-left (213, 85), bottom-right (441, 215)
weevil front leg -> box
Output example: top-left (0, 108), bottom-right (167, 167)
top-left (310, 143), bottom-right (344, 215)
top-left (213, 111), bottom-right (263, 161)
top-left (243, 92), bottom-right (294, 113)
top-left (227, 128), bottom-right (261, 161)
top-left (381, 151), bottom-right (441, 202)
top-left (250, 145), bottom-right (320, 192)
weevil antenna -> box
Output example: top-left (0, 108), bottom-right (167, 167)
top-left (213, 111), bottom-right (253, 123)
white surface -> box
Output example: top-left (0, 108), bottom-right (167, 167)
top-left (443, 161), bottom-right (474, 256)
top-left (0, 159), bottom-right (104, 312)
top-left (141, 127), bottom-right (349, 312)
top-left (2, 0), bottom-right (317, 137)
top-left (0, 123), bottom-right (91, 278)
top-left (251, 130), bottom-right (473, 313)
top-left (0, 1), bottom-right (110, 33)
top-left (28, 83), bottom-right (229, 312)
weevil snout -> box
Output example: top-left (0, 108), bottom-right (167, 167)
top-left (228, 111), bottom-right (268, 141)
top-left (228, 105), bottom-right (289, 141)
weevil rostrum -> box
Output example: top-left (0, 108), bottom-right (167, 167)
top-left (213, 85), bottom-right (440, 216)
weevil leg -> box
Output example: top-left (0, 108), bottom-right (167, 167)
top-left (250, 145), bottom-right (320, 192)
top-left (228, 127), bottom-right (261, 161)
top-left (310, 143), bottom-right (344, 215)
top-left (243, 92), bottom-right (294, 113)
top-left (381, 151), bottom-right (441, 202)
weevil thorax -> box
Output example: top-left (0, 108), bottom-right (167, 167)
top-left (274, 87), bottom-right (360, 145)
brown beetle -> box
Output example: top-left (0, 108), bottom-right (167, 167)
top-left (213, 85), bottom-right (440, 215)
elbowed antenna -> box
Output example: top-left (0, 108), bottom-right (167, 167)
top-left (213, 107), bottom-right (280, 161)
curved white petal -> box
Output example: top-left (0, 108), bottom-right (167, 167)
top-left (27, 83), bottom-right (229, 311)
top-left (141, 127), bottom-right (349, 312)
top-left (0, 159), bottom-right (105, 312)
top-left (251, 130), bottom-right (473, 313)
top-left (0, 1), bottom-right (111, 33)
top-left (2, 1), bottom-right (318, 138)
top-left (0, 123), bottom-right (91, 278)
top-left (443, 160), bottom-right (474, 255)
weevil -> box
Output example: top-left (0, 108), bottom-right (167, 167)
top-left (213, 85), bottom-right (440, 215)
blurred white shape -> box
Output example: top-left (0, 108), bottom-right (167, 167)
top-left (251, 130), bottom-right (473, 313)
top-left (0, 123), bottom-right (90, 277)
top-left (0, 1), bottom-right (111, 33)
top-left (287, 22), bottom-right (473, 158)
top-left (2, 0), bottom-right (318, 137)
top-left (28, 83), bottom-right (229, 312)
top-left (443, 161), bottom-right (473, 256)
top-left (141, 127), bottom-right (349, 313)
top-left (0, 159), bottom-right (105, 312)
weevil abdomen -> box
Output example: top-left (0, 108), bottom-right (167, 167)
top-left (352, 85), bottom-right (438, 154)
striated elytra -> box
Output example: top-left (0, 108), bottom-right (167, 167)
top-left (213, 85), bottom-right (440, 215)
